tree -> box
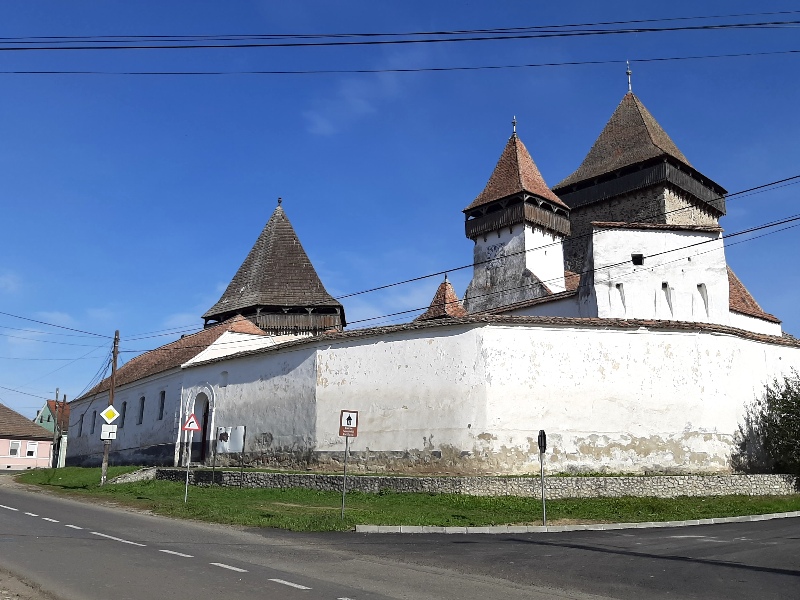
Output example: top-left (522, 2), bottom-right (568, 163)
top-left (731, 370), bottom-right (800, 475)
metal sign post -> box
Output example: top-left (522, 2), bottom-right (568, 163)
top-left (182, 413), bottom-right (202, 504)
top-left (339, 410), bottom-right (358, 519)
top-left (538, 429), bottom-right (547, 526)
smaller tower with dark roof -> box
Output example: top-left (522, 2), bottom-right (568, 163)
top-left (462, 124), bottom-right (570, 313)
top-left (202, 202), bottom-right (345, 335)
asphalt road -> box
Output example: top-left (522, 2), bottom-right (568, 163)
top-left (1, 479), bottom-right (798, 600)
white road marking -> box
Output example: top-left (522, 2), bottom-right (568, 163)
top-left (159, 549), bottom-right (193, 558)
top-left (65, 525), bottom-right (82, 530)
top-left (24, 512), bottom-right (38, 517)
top-left (210, 563), bottom-right (248, 573)
top-left (42, 518), bottom-right (59, 523)
top-left (269, 579), bottom-right (311, 590)
top-left (90, 532), bottom-right (146, 547)
top-left (0, 505), bottom-right (18, 511)
top-left (337, 597), bottom-right (357, 599)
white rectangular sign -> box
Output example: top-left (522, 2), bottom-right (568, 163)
top-left (100, 424), bottom-right (117, 440)
top-left (216, 426), bottom-right (245, 454)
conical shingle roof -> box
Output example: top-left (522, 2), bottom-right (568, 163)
top-left (465, 134), bottom-right (567, 211)
top-left (556, 93), bottom-right (692, 189)
top-left (203, 205), bottom-right (343, 322)
top-left (415, 277), bottom-right (468, 321)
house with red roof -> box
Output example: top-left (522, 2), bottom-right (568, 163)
top-left (1, 403), bottom-right (53, 470)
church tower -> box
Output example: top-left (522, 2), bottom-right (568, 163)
top-left (553, 89), bottom-right (727, 273)
top-left (462, 124), bottom-right (570, 313)
top-left (202, 201), bottom-right (345, 335)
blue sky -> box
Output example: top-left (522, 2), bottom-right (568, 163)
top-left (1, 1), bottom-right (799, 417)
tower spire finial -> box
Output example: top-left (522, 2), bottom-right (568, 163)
top-left (512, 115), bottom-right (517, 135)
top-left (626, 60), bottom-right (632, 93)
top-left (278, 197), bottom-right (282, 206)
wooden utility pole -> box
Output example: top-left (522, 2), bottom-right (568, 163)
top-left (50, 388), bottom-right (59, 469)
top-left (100, 330), bottom-right (119, 486)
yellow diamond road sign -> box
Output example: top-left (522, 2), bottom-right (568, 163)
top-left (100, 406), bottom-right (120, 424)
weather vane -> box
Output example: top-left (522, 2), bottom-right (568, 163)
top-left (512, 115), bottom-right (517, 135)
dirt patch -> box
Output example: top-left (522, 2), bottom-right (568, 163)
top-left (0, 567), bottom-right (58, 600)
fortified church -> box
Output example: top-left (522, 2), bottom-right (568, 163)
top-left (66, 86), bottom-right (800, 474)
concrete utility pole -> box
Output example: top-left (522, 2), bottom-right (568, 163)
top-left (100, 330), bottom-right (119, 486)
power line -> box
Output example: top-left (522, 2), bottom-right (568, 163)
top-left (0, 385), bottom-right (51, 401)
top-left (0, 311), bottom-right (110, 338)
top-left (3, 9), bottom-right (799, 44)
top-left (0, 19), bottom-right (798, 53)
top-left (335, 175), bottom-right (800, 301)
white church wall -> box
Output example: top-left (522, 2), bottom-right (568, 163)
top-left (504, 294), bottom-right (582, 318)
top-left (183, 345), bottom-right (318, 463)
top-left (313, 325), bottom-right (489, 467)
top-left (729, 310), bottom-right (782, 336)
top-left (588, 227), bottom-right (729, 324)
top-left (66, 368), bottom-right (184, 466)
top-left (524, 225), bottom-right (566, 292)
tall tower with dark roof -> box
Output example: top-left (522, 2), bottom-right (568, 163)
top-left (462, 128), bottom-right (570, 313)
top-left (202, 203), bottom-right (345, 335)
top-left (553, 92), bottom-right (727, 273)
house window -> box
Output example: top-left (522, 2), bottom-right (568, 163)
top-left (90, 411), bottom-right (97, 435)
top-left (631, 253), bottom-right (644, 266)
top-left (158, 391), bottom-right (165, 421)
top-left (26, 442), bottom-right (37, 458)
top-left (9, 441), bottom-right (20, 456)
top-left (138, 396), bottom-right (146, 425)
top-left (120, 402), bottom-right (127, 428)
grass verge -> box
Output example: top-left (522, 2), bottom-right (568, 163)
top-left (16, 468), bottom-right (800, 532)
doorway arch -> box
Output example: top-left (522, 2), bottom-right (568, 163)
top-left (190, 392), bottom-right (210, 463)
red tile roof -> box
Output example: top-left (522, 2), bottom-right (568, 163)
top-left (465, 134), bottom-right (567, 211)
top-left (728, 267), bottom-right (780, 323)
top-left (556, 93), bottom-right (692, 189)
top-left (415, 277), bottom-right (468, 321)
top-left (0, 403), bottom-right (52, 440)
top-left (78, 316), bottom-right (265, 400)
top-left (46, 400), bottom-right (70, 431)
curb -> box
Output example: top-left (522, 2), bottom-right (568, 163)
top-left (354, 510), bottom-right (800, 534)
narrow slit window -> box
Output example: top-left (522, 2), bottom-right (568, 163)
top-left (120, 402), bottom-right (127, 428)
top-left (78, 415), bottom-right (84, 437)
top-left (616, 283), bottom-right (626, 316)
top-left (90, 411), bottom-right (97, 435)
top-left (138, 396), bottom-right (146, 425)
top-left (697, 283), bottom-right (709, 317)
top-left (631, 253), bottom-right (644, 266)
top-left (158, 391), bottom-right (165, 421)
top-left (662, 282), bottom-right (673, 316)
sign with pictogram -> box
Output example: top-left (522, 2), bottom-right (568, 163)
top-left (100, 405), bottom-right (120, 424)
top-left (339, 410), bottom-right (358, 437)
top-left (182, 413), bottom-right (201, 432)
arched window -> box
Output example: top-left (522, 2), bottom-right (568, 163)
top-left (120, 402), bottom-right (127, 428)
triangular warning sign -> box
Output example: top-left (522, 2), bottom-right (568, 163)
top-left (182, 413), bottom-right (201, 432)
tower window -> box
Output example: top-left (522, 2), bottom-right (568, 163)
top-left (631, 253), bottom-right (644, 266)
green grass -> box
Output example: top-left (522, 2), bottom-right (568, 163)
top-left (16, 468), bottom-right (800, 532)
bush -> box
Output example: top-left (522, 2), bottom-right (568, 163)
top-left (732, 370), bottom-right (800, 475)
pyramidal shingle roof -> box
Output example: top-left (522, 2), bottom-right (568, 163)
top-left (0, 403), bottom-right (52, 440)
top-left (556, 93), bottom-right (692, 189)
top-left (465, 134), bottom-right (567, 211)
top-left (415, 277), bottom-right (468, 321)
top-left (203, 205), bottom-right (343, 321)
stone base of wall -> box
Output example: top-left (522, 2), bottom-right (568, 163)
top-left (154, 469), bottom-right (799, 498)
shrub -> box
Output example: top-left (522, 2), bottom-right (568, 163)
top-left (732, 370), bottom-right (800, 475)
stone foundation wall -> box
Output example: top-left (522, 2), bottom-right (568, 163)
top-left (154, 469), bottom-right (798, 498)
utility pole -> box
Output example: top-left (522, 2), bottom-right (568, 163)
top-left (50, 388), bottom-right (59, 469)
top-left (100, 330), bottom-right (119, 486)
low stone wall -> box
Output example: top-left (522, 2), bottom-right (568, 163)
top-left (154, 469), bottom-right (799, 498)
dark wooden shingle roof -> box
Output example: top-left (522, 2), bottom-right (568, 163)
top-left (203, 205), bottom-right (343, 322)
top-left (465, 134), bottom-right (567, 211)
top-left (0, 403), bottom-right (52, 440)
top-left (556, 93), bottom-right (692, 189)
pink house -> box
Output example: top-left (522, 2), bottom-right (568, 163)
top-left (0, 403), bottom-right (53, 470)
